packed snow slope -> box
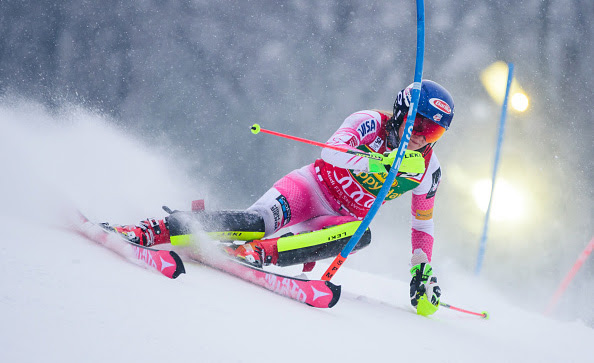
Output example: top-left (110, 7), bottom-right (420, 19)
top-left (1, 103), bottom-right (592, 363)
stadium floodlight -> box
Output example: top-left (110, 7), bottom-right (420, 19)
top-left (481, 61), bottom-right (529, 112)
top-left (472, 178), bottom-right (527, 222)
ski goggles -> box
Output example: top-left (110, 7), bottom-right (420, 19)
top-left (409, 114), bottom-right (446, 143)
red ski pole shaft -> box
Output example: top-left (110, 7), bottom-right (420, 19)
top-left (250, 124), bottom-right (382, 161)
top-left (439, 301), bottom-right (489, 319)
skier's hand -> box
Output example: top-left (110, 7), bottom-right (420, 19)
top-left (410, 263), bottom-right (441, 316)
top-left (368, 150), bottom-right (425, 174)
top-left (387, 149), bottom-right (425, 175)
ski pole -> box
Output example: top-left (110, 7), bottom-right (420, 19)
top-left (439, 301), bottom-right (489, 319)
top-left (321, 0), bottom-right (425, 282)
top-left (250, 123), bottom-right (383, 161)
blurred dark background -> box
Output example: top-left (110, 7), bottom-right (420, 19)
top-left (1, 0), bottom-right (592, 324)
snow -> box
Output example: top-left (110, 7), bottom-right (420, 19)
top-left (1, 103), bottom-right (592, 363)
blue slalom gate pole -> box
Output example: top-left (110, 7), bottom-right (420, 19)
top-left (322, 0), bottom-right (425, 281)
top-left (475, 63), bottom-right (514, 275)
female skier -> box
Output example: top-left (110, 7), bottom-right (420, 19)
top-left (111, 79), bottom-right (454, 314)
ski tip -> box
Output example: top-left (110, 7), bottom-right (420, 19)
top-left (325, 281), bottom-right (341, 308)
top-left (251, 123), bottom-right (261, 134)
top-left (169, 251), bottom-right (186, 279)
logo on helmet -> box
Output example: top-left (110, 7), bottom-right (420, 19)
top-left (433, 114), bottom-right (442, 122)
top-left (429, 98), bottom-right (451, 115)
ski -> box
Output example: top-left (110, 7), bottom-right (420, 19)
top-left (184, 247), bottom-right (340, 308)
top-left (68, 207), bottom-right (337, 306)
top-left (70, 211), bottom-right (185, 279)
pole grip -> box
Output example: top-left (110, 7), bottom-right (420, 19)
top-left (251, 123), bottom-right (261, 134)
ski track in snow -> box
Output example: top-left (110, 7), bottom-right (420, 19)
top-left (1, 103), bottom-right (593, 363)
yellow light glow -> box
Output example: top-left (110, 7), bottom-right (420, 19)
top-left (480, 61), bottom-right (528, 112)
top-left (511, 92), bottom-right (529, 112)
top-left (472, 178), bottom-right (526, 222)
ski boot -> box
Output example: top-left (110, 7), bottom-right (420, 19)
top-left (105, 218), bottom-right (170, 247)
top-left (223, 240), bottom-right (278, 268)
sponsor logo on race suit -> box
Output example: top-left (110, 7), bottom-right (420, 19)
top-left (271, 204), bottom-right (282, 230)
top-left (270, 195), bottom-right (292, 230)
top-left (276, 195), bottom-right (291, 226)
top-left (415, 208), bottom-right (434, 220)
top-left (369, 136), bottom-right (384, 152)
top-left (426, 167), bottom-right (441, 199)
top-left (356, 119), bottom-right (377, 139)
top-left (315, 145), bottom-right (431, 218)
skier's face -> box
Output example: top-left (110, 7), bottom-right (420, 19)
top-left (398, 120), bottom-right (430, 151)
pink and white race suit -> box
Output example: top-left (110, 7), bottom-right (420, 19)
top-left (248, 110), bottom-right (442, 263)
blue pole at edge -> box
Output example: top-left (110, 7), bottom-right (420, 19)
top-left (336, 0), bottom-right (425, 260)
top-left (475, 63), bottom-right (514, 275)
